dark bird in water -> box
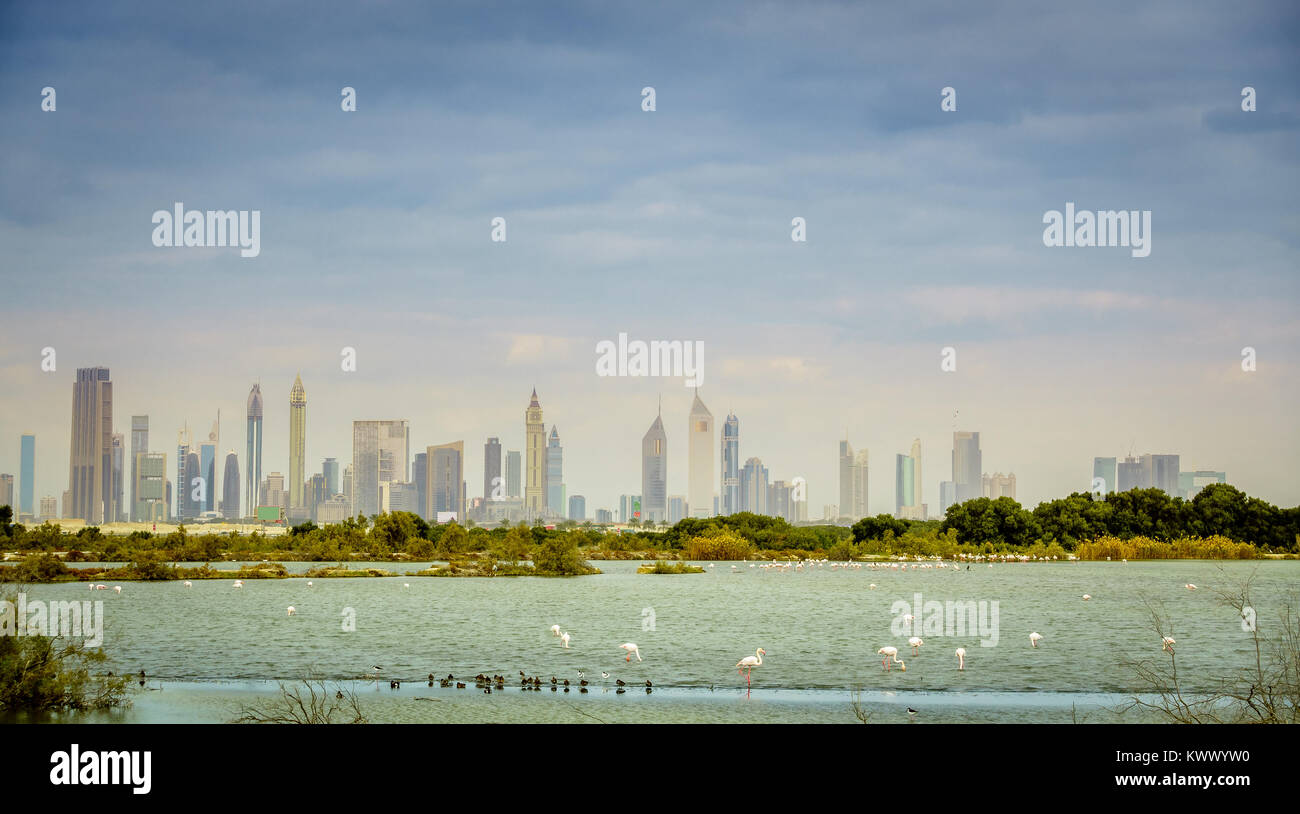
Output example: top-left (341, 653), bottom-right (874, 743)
top-left (646, 686), bottom-right (652, 694)
top-left (579, 679), bottom-right (589, 686)
top-left (428, 673), bottom-right (435, 682)
top-left (456, 682), bottom-right (466, 689)
top-left (562, 679), bottom-right (570, 686)
top-left (616, 679), bottom-right (626, 686)
top-left (336, 691), bottom-right (344, 699)
top-left (550, 676), bottom-right (557, 685)
top-left (484, 687), bottom-right (492, 694)
top-left (907, 708), bottom-right (918, 717)
top-left (579, 687), bottom-right (589, 694)
top-left (563, 686), bottom-right (570, 693)
top-left (616, 687), bottom-right (626, 694)
top-left (645, 680), bottom-right (653, 687)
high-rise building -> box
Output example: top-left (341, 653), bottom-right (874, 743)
top-left (260, 472), bottom-right (287, 510)
top-left (668, 494), bottom-right (687, 524)
top-left (342, 464), bottom-right (353, 513)
top-left (595, 508), bottom-right (612, 524)
top-left (895, 438), bottom-right (925, 520)
top-left (982, 472), bottom-right (1016, 500)
top-left (952, 431), bottom-right (982, 503)
top-left (484, 437), bottom-right (502, 502)
top-left (852, 450), bottom-right (869, 519)
top-left (288, 375), bottom-right (306, 510)
top-left (721, 412), bottom-right (740, 515)
top-left (246, 384), bottom-right (263, 519)
top-left (67, 367), bottom-right (114, 524)
top-left (740, 457), bottom-right (768, 515)
top-left (1117, 456), bottom-right (1145, 492)
top-left (322, 458), bottom-right (339, 497)
top-left (1092, 456), bottom-right (1117, 496)
top-left (222, 451), bottom-right (240, 519)
top-left (525, 390), bottom-right (546, 517)
top-left (641, 409), bottom-right (667, 523)
top-left (0, 475), bottom-right (13, 509)
top-left (19, 433), bottom-right (35, 519)
top-left (305, 472), bottom-right (327, 519)
top-left (412, 451), bottom-right (427, 520)
top-left (838, 440), bottom-right (855, 520)
top-left (568, 494), bottom-right (586, 522)
top-left (200, 422), bottom-right (216, 514)
top-left (351, 420), bottom-right (410, 518)
top-left (134, 451), bottom-right (167, 523)
top-left (427, 441), bottom-right (465, 522)
top-left (688, 390), bottom-right (714, 518)
top-left (546, 426), bottom-right (564, 517)
top-left (129, 417), bottom-right (148, 521)
top-left (619, 494), bottom-right (642, 523)
top-left (939, 481), bottom-right (957, 515)
top-left (505, 450), bottom-right (521, 498)
top-left (1147, 454), bottom-right (1180, 497)
top-left (176, 425), bottom-right (192, 520)
top-left (184, 450), bottom-right (200, 518)
top-left (110, 432), bottom-right (125, 522)
top-left (40, 495), bottom-right (57, 521)
top-left (1179, 470), bottom-right (1226, 500)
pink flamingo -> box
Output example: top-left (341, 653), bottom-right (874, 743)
top-left (735, 648), bottom-right (766, 686)
top-left (955, 647), bottom-right (966, 670)
top-left (877, 646), bottom-right (906, 672)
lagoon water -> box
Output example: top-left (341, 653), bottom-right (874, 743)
top-left (10, 559), bottom-right (1297, 723)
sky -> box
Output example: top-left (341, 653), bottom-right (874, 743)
top-left (1, 0), bottom-right (1298, 517)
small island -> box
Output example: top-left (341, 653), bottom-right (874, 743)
top-left (637, 561), bottom-right (705, 574)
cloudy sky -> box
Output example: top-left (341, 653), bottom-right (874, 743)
top-left (1, 0), bottom-right (1297, 517)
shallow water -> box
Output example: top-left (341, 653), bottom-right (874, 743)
top-left (10, 559), bottom-right (1295, 723)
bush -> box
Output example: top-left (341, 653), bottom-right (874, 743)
top-left (686, 528), bottom-right (753, 560)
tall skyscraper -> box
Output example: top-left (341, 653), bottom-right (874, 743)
top-left (852, 450), bottom-right (869, 519)
top-left (525, 390), bottom-right (546, 517)
top-left (176, 425), bottom-right (192, 520)
top-left (939, 481), bottom-right (957, 515)
top-left (895, 438), bottom-right (925, 519)
top-left (619, 494), bottom-right (642, 523)
top-left (546, 426), bottom-right (564, 516)
top-left (740, 457), bottom-right (768, 515)
top-left (246, 383), bottom-right (263, 515)
top-left (342, 464), bottom-right (353, 512)
top-left (427, 441), bottom-right (465, 522)
top-left (111, 432), bottom-right (125, 522)
top-left (952, 431), bottom-right (982, 503)
top-left (352, 420), bottom-right (410, 518)
top-left (222, 451), bottom-right (240, 519)
top-left (484, 437), bottom-right (502, 501)
top-left (505, 450), bottom-right (521, 498)
top-left (200, 419), bottom-right (217, 514)
top-left (1092, 456), bottom-right (1117, 496)
top-left (1147, 454), bottom-right (1180, 496)
top-left (129, 417), bottom-right (148, 521)
top-left (288, 374), bottom-right (306, 510)
top-left (838, 440), bottom-right (854, 519)
top-left (134, 451), bottom-right (167, 523)
top-left (67, 367), bottom-right (113, 524)
top-left (688, 390), bottom-right (714, 518)
top-left (322, 457), bottom-right (339, 496)
top-left (19, 433), bottom-right (35, 519)
top-left (0, 475), bottom-right (13, 509)
top-left (184, 449), bottom-right (200, 519)
top-left (1117, 456), bottom-right (1145, 492)
top-left (568, 494), bottom-right (586, 521)
top-left (412, 451), bottom-right (428, 519)
top-left (721, 412), bottom-right (739, 516)
top-left (641, 408), bottom-right (667, 523)
top-left (668, 494), bottom-right (687, 524)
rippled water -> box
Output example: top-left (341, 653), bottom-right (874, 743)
top-left (12, 559), bottom-right (1296, 722)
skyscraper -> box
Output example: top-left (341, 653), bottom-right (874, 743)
top-left (688, 390), bottom-right (714, 518)
top-left (1117, 456), bottom-right (1145, 492)
top-left (740, 457), bottom-right (768, 515)
top-left (952, 431), bottom-right (982, 503)
top-left (568, 494), bottom-right (586, 521)
top-left (322, 458), bottom-right (339, 496)
top-left (484, 437), bottom-right (502, 501)
top-left (351, 420), bottom-right (410, 518)
top-left (67, 367), bottom-right (113, 524)
top-left (1147, 454), bottom-right (1180, 496)
top-left (982, 472), bottom-right (1016, 499)
top-left (288, 374), bottom-right (306, 510)
top-left (852, 450), bottom-right (869, 519)
top-left (184, 450), bottom-right (200, 519)
top-left (111, 432), bottom-right (125, 522)
top-left (546, 426), bottom-right (564, 516)
top-left (134, 451), bottom-right (166, 523)
top-left (1092, 456), bottom-right (1117, 496)
top-left (246, 383), bottom-right (263, 516)
top-left (19, 433), bottom-right (35, 519)
top-left (641, 408), bottom-right (667, 523)
top-left (176, 425), bottom-right (192, 520)
top-left (838, 440), bottom-right (854, 519)
top-left (200, 420), bottom-right (217, 514)
top-left (129, 417), bottom-right (148, 521)
top-left (721, 412), bottom-right (739, 516)
top-left (412, 451), bottom-right (427, 519)
top-left (0, 475), bottom-right (12, 509)
top-left (427, 441), bottom-right (465, 522)
top-left (895, 439), bottom-right (925, 519)
top-left (505, 450), bottom-right (521, 498)
top-left (525, 390), bottom-right (546, 517)
top-left (222, 451), bottom-right (240, 519)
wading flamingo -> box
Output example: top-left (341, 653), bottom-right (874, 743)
top-left (287, 606), bottom-right (296, 616)
top-left (877, 646), bottom-right (905, 671)
top-left (1029, 632), bottom-right (1043, 648)
top-left (550, 624), bottom-right (562, 637)
top-left (306, 581), bottom-right (313, 587)
top-left (1162, 636), bottom-right (1176, 653)
top-left (955, 647), bottom-right (966, 670)
top-left (908, 636), bottom-right (924, 655)
top-left (560, 631), bottom-right (571, 648)
top-left (735, 648), bottom-right (766, 686)
top-left (1082, 594), bottom-right (1091, 601)
top-left (113, 586), bottom-right (122, 594)
top-left (1185, 584), bottom-right (1197, 590)
top-left (183, 581), bottom-right (192, 588)
top-left (233, 580), bottom-right (244, 589)
top-left (620, 643), bottom-right (642, 662)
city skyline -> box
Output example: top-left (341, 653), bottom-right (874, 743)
top-left (0, 368), bottom-right (1275, 524)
